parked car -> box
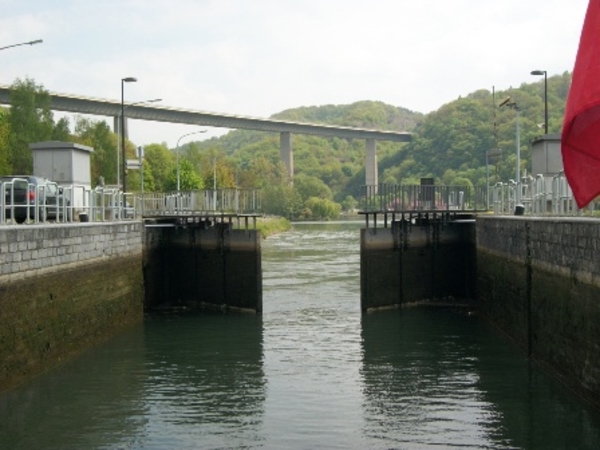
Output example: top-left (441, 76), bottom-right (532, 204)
top-left (1, 175), bottom-right (71, 223)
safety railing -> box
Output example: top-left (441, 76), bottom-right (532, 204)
top-left (359, 184), bottom-right (487, 213)
top-left (492, 171), bottom-right (599, 216)
top-left (138, 189), bottom-right (262, 216)
top-left (1, 178), bottom-right (74, 225)
top-left (1, 182), bottom-right (262, 225)
top-left (1, 180), bottom-right (136, 225)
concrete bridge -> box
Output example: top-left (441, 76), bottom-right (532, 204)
top-left (0, 85), bottom-right (412, 184)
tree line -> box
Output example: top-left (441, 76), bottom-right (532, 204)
top-left (0, 73), bottom-right (571, 218)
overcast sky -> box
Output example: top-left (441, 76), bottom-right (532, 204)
top-left (0, 0), bottom-right (590, 147)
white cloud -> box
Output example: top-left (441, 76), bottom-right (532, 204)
top-left (0, 0), bottom-right (589, 146)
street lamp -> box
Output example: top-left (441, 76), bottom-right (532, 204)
top-left (175, 130), bottom-right (207, 192)
top-left (500, 97), bottom-right (522, 207)
top-left (0, 39), bottom-right (43, 52)
top-left (120, 77), bottom-right (137, 193)
top-left (117, 98), bottom-right (161, 186)
top-left (530, 70), bottom-right (548, 134)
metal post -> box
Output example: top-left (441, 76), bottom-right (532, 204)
top-left (486, 151), bottom-right (489, 210)
top-left (516, 109), bottom-right (521, 204)
top-left (543, 71), bottom-right (548, 134)
top-left (120, 77), bottom-right (137, 193)
top-left (121, 82), bottom-right (126, 193)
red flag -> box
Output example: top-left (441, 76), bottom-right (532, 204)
top-left (562, 0), bottom-right (600, 208)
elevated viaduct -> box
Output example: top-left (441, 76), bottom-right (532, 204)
top-left (0, 85), bottom-right (412, 184)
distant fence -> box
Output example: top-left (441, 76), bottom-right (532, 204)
top-left (359, 184), bottom-right (487, 213)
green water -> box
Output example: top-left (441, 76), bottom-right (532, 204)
top-left (0, 221), bottom-right (599, 449)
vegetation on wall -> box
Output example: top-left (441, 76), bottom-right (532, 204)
top-left (0, 73), bottom-right (571, 219)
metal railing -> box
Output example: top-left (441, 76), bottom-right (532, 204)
top-left (359, 184), bottom-right (487, 213)
top-left (492, 171), bottom-right (599, 216)
top-left (1, 182), bottom-right (262, 225)
top-left (1, 178), bottom-right (73, 225)
top-left (138, 189), bottom-right (262, 216)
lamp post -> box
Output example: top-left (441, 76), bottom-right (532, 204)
top-left (175, 130), bottom-right (206, 192)
top-left (120, 77), bottom-right (137, 193)
top-left (117, 98), bottom-right (161, 186)
top-left (530, 70), bottom-right (548, 134)
top-left (500, 98), bottom-right (521, 206)
top-left (0, 39), bottom-right (43, 51)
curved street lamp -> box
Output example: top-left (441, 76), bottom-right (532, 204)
top-left (0, 39), bottom-right (43, 52)
top-left (176, 130), bottom-right (207, 192)
top-left (116, 98), bottom-right (162, 186)
top-left (120, 77), bottom-right (137, 192)
top-left (530, 70), bottom-right (548, 134)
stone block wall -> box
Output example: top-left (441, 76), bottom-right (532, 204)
top-left (0, 223), bottom-right (144, 391)
top-left (477, 216), bottom-right (600, 409)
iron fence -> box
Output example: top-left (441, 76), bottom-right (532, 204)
top-left (1, 179), bottom-right (261, 225)
top-left (492, 171), bottom-right (599, 216)
top-left (137, 189), bottom-right (262, 216)
top-left (359, 184), bottom-right (487, 213)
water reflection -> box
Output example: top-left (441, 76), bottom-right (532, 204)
top-left (0, 324), bottom-right (148, 450)
top-left (140, 312), bottom-right (266, 449)
top-left (0, 313), bottom-right (266, 450)
top-left (361, 307), bottom-right (600, 449)
top-left (2, 221), bottom-right (600, 449)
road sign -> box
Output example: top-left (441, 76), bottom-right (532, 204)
top-left (126, 159), bottom-right (141, 170)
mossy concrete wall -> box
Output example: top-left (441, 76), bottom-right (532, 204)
top-left (0, 223), bottom-right (144, 391)
top-left (477, 216), bottom-right (600, 410)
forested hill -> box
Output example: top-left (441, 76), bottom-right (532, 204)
top-left (0, 73), bottom-right (572, 220)
top-left (203, 100), bottom-right (422, 156)
top-left (271, 101), bottom-right (422, 131)
top-left (195, 71), bottom-right (570, 212)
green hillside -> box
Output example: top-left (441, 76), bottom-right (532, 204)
top-left (0, 73), bottom-right (572, 219)
top-left (189, 72), bottom-right (570, 216)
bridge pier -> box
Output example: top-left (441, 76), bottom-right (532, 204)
top-left (365, 138), bottom-right (378, 188)
top-left (113, 116), bottom-right (130, 139)
top-left (280, 131), bottom-right (293, 181)
top-left (279, 133), bottom-right (380, 187)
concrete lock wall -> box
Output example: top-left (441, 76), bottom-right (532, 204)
top-left (476, 216), bottom-right (600, 410)
top-left (144, 223), bottom-right (262, 313)
top-left (0, 223), bottom-right (144, 391)
top-left (361, 217), bottom-right (476, 310)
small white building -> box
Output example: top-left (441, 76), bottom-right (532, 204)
top-left (29, 141), bottom-right (94, 209)
top-left (531, 133), bottom-right (562, 178)
top-left (530, 134), bottom-right (563, 210)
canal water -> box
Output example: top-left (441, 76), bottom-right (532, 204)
top-left (1, 221), bottom-right (600, 449)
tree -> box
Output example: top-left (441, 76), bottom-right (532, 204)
top-left (262, 184), bottom-right (302, 218)
top-left (0, 108), bottom-right (10, 174)
top-left (294, 173), bottom-right (333, 201)
top-left (144, 143), bottom-right (175, 191)
top-left (7, 78), bottom-right (57, 173)
top-left (341, 195), bottom-right (358, 212)
top-left (74, 116), bottom-right (117, 186)
top-left (165, 159), bottom-right (203, 191)
top-left (304, 197), bottom-right (341, 220)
